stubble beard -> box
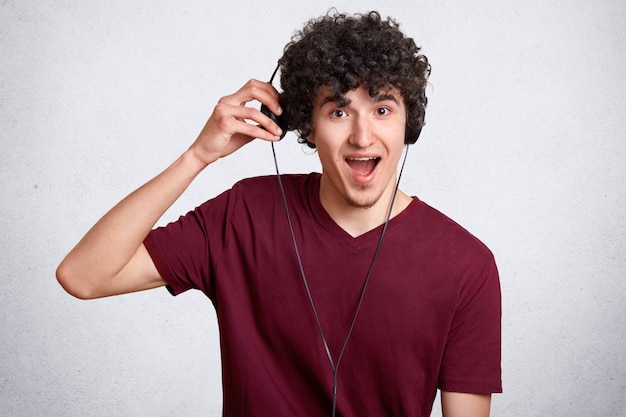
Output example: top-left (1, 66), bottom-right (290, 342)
top-left (343, 184), bottom-right (382, 210)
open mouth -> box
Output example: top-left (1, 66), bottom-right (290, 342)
top-left (345, 156), bottom-right (381, 177)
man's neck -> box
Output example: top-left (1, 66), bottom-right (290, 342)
top-left (318, 176), bottom-right (413, 238)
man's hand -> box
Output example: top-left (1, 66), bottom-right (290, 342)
top-left (188, 79), bottom-right (284, 167)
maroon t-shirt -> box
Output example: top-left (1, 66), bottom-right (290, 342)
top-left (144, 173), bottom-right (501, 417)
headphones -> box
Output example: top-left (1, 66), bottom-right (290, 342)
top-left (260, 64), bottom-right (425, 144)
top-left (405, 106), bottom-right (425, 145)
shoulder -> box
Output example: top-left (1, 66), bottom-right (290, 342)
top-left (233, 173), bottom-right (316, 190)
top-left (407, 199), bottom-right (491, 247)
top-left (230, 173), bottom-right (319, 202)
top-left (403, 198), bottom-right (496, 267)
top-left (406, 200), bottom-right (501, 313)
top-left (193, 173), bottom-right (319, 213)
top-left (215, 173), bottom-right (319, 218)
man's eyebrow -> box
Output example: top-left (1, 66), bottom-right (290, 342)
top-left (318, 95), bottom-right (350, 108)
top-left (317, 91), bottom-right (400, 108)
top-left (374, 93), bottom-right (400, 104)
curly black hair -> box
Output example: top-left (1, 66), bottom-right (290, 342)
top-left (277, 10), bottom-right (430, 148)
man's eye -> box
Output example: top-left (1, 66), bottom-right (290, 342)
top-left (330, 109), bottom-right (346, 118)
top-left (376, 107), bottom-right (391, 116)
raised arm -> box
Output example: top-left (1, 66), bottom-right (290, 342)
top-left (56, 80), bottom-right (284, 299)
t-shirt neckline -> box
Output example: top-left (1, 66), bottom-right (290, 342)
top-left (305, 173), bottom-right (419, 249)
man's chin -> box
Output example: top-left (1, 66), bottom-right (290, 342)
top-left (344, 193), bottom-right (380, 210)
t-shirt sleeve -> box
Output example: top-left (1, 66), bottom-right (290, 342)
top-left (143, 187), bottom-right (235, 299)
top-left (438, 253), bottom-right (502, 394)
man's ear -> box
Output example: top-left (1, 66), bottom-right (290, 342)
top-left (304, 125), bottom-right (316, 145)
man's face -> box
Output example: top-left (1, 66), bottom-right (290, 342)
top-left (308, 84), bottom-right (407, 212)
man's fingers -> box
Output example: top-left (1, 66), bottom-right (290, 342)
top-left (220, 79), bottom-right (282, 116)
top-left (217, 103), bottom-right (283, 138)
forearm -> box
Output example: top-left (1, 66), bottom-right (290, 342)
top-left (56, 150), bottom-right (206, 298)
top-left (441, 392), bottom-right (491, 417)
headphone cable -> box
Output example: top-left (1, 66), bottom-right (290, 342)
top-left (272, 142), bottom-right (410, 417)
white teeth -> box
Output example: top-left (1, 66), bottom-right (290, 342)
top-left (347, 157), bottom-right (378, 161)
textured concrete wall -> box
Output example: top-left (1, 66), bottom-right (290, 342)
top-left (1, 1), bottom-right (625, 416)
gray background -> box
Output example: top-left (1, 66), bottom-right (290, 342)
top-left (1, 0), bottom-right (625, 415)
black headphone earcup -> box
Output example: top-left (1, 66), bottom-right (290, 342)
top-left (404, 125), bottom-right (422, 144)
top-left (260, 103), bottom-right (288, 140)
top-left (405, 105), bottom-right (425, 144)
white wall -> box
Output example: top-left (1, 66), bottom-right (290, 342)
top-left (1, 0), bottom-right (625, 415)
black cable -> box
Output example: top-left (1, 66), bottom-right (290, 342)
top-left (272, 142), bottom-right (410, 417)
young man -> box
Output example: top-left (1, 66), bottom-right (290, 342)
top-left (57, 11), bottom-right (501, 417)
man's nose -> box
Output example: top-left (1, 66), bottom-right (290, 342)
top-left (348, 116), bottom-right (375, 148)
